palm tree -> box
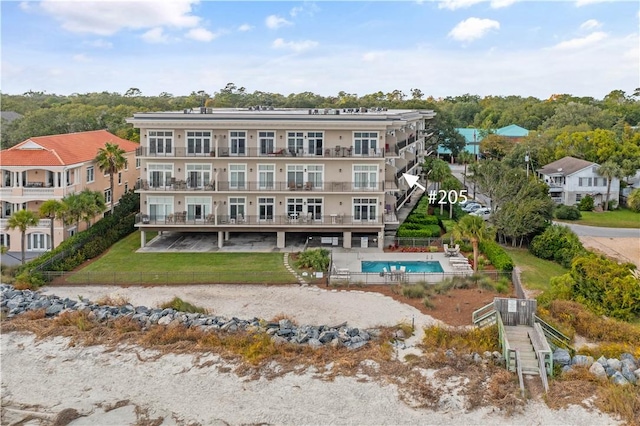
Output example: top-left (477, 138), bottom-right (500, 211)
top-left (94, 142), bottom-right (128, 214)
top-left (5, 210), bottom-right (39, 264)
top-left (598, 161), bottom-right (621, 211)
top-left (78, 189), bottom-right (107, 228)
top-left (39, 199), bottom-right (65, 250)
top-left (452, 215), bottom-right (494, 272)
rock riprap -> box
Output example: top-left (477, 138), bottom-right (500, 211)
top-left (554, 348), bottom-right (639, 386)
top-left (0, 284), bottom-right (373, 350)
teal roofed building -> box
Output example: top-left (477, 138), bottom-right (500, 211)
top-left (438, 124), bottom-right (529, 157)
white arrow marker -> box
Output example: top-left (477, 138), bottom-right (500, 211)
top-left (402, 173), bottom-right (426, 191)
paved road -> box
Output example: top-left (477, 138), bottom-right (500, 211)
top-left (554, 222), bottom-right (640, 238)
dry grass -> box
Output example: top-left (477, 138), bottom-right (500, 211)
top-left (95, 295), bottom-right (131, 307)
top-left (546, 367), bottom-right (640, 426)
top-left (486, 369), bottom-right (525, 415)
top-left (421, 325), bottom-right (499, 354)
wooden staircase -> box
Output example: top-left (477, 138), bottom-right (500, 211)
top-left (504, 325), bottom-right (539, 376)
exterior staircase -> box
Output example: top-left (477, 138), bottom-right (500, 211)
top-left (504, 325), bottom-right (539, 376)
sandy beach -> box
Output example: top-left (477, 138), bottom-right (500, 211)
top-left (1, 285), bottom-right (622, 425)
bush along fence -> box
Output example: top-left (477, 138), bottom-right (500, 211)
top-left (18, 192), bottom-right (140, 285)
top-left (0, 284), bottom-right (374, 350)
top-left (329, 270), bottom-right (512, 286)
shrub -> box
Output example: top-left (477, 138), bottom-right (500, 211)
top-left (295, 248), bottom-right (330, 271)
top-left (529, 224), bottom-right (585, 268)
top-left (478, 240), bottom-right (514, 272)
top-left (397, 225), bottom-right (442, 238)
top-left (159, 297), bottom-right (208, 314)
top-left (627, 188), bottom-right (640, 212)
top-left (577, 195), bottom-right (594, 211)
top-left (422, 296), bottom-right (434, 309)
top-left (402, 284), bottom-right (425, 299)
top-left (422, 325), bottom-right (499, 353)
top-left (554, 205), bottom-right (581, 220)
top-left (606, 199), bottom-right (618, 210)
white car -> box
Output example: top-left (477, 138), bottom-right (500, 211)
top-left (470, 207), bottom-right (492, 220)
top-left (462, 202), bottom-right (482, 213)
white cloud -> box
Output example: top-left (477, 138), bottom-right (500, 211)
top-left (272, 38), bottom-right (318, 52)
top-left (290, 3), bottom-right (319, 17)
top-left (438, 0), bottom-right (516, 10)
top-left (580, 19), bottom-right (601, 30)
top-left (575, 0), bottom-right (612, 6)
top-left (552, 31), bottom-right (608, 50)
top-left (141, 28), bottom-right (169, 44)
top-left (238, 24), bottom-right (253, 32)
top-left (362, 51), bottom-right (385, 62)
top-left (84, 39), bottom-right (113, 49)
top-left (265, 15), bottom-right (292, 30)
top-left (72, 54), bottom-right (90, 62)
top-left (448, 18), bottom-right (500, 42)
top-left (185, 28), bottom-right (216, 42)
top-left (38, 0), bottom-right (201, 36)
top-left (438, 0), bottom-right (483, 10)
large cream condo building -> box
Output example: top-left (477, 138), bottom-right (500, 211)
top-left (127, 107), bottom-right (435, 249)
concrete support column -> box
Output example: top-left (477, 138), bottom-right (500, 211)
top-left (218, 231), bottom-right (224, 248)
top-left (343, 231), bottom-right (352, 248)
top-left (378, 231), bottom-right (385, 249)
top-left (277, 231), bottom-right (286, 249)
top-left (140, 230), bottom-right (146, 248)
top-left (224, 231), bottom-right (230, 241)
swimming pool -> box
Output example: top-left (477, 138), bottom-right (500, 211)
top-left (361, 260), bottom-right (444, 273)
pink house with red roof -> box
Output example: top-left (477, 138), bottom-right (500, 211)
top-left (0, 130), bottom-right (139, 253)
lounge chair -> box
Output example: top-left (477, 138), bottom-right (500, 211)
top-left (400, 266), bottom-right (406, 273)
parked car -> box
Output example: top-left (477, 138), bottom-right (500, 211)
top-left (470, 207), bottom-right (491, 220)
top-left (462, 202), bottom-right (482, 213)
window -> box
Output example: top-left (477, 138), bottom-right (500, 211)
top-left (287, 165), bottom-right (304, 188)
top-left (353, 165), bottom-right (378, 190)
top-left (229, 164), bottom-right (246, 189)
top-left (353, 198), bottom-right (377, 222)
top-left (354, 132), bottom-right (378, 156)
top-left (187, 131), bottom-right (212, 155)
top-left (86, 166), bottom-right (95, 183)
top-left (148, 196), bottom-right (174, 220)
top-left (287, 198), bottom-right (304, 217)
top-left (307, 132), bottom-right (323, 156)
top-left (258, 164), bottom-right (275, 189)
top-left (258, 131), bottom-right (275, 155)
top-left (307, 165), bottom-right (323, 189)
top-left (229, 197), bottom-right (245, 220)
top-left (148, 164), bottom-right (173, 188)
top-left (258, 197), bottom-right (274, 221)
top-left (124, 182), bottom-right (129, 193)
top-left (66, 170), bottom-right (73, 185)
top-left (185, 196), bottom-right (211, 220)
top-left (27, 233), bottom-right (50, 251)
top-left (118, 172), bottom-right (122, 185)
top-left (148, 131), bottom-right (173, 155)
top-left (104, 188), bottom-right (112, 204)
top-left (186, 164), bottom-right (212, 189)
top-left (0, 233), bottom-right (9, 248)
top-left (587, 177), bottom-right (592, 187)
top-left (306, 198), bottom-right (323, 221)
top-left (287, 132), bottom-right (304, 155)
top-left (230, 131), bottom-right (246, 156)
top-left (136, 158), bottom-right (141, 169)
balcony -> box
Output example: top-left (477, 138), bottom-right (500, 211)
top-left (0, 218), bottom-right (52, 229)
top-left (0, 184), bottom-right (77, 199)
top-left (136, 214), bottom-right (384, 227)
top-left (136, 180), bottom-right (385, 192)
top-left (136, 146), bottom-right (384, 158)
top-left (395, 159), bottom-right (417, 179)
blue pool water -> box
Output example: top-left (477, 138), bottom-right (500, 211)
top-left (361, 261), bottom-right (444, 273)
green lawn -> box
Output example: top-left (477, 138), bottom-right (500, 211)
top-left (562, 208), bottom-right (640, 228)
top-left (64, 231), bottom-right (296, 285)
top-left (504, 248), bottom-right (569, 292)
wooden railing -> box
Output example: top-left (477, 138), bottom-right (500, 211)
top-left (514, 349), bottom-right (525, 398)
top-left (534, 315), bottom-right (572, 350)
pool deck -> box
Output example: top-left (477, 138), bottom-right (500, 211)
top-left (332, 252), bottom-right (471, 274)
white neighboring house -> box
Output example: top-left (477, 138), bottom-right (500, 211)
top-left (537, 156), bottom-right (620, 206)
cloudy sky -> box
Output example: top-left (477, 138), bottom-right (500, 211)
top-left (1, 0), bottom-right (638, 100)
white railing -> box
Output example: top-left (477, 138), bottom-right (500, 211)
top-left (0, 218), bottom-right (52, 229)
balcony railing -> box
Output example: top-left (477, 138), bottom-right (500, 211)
top-left (136, 146), bottom-right (384, 158)
top-left (395, 159), bottom-right (417, 179)
top-left (136, 214), bottom-right (384, 227)
top-left (136, 180), bottom-right (385, 192)
top-left (0, 218), bottom-right (52, 229)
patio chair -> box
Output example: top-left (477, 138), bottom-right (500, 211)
top-left (400, 266), bottom-right (406, 273)
top-left (304, 181), bottom-right (313, 190)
